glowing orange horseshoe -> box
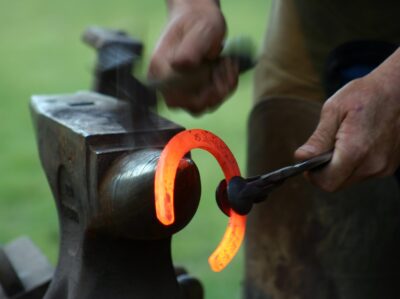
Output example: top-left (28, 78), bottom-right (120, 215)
top-left (154, 129), bottom-right (246, 272)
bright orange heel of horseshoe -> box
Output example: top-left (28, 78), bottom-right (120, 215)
top-left (154, 129), bottom-right (246, 272)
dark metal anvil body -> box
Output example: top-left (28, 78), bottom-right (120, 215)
top-left (30, 91), bottom-right (202, 299)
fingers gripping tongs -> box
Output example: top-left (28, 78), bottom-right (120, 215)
top-left (216, 151), bottom-right (333, 216)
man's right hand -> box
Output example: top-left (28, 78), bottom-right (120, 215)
top-left (148, 0), bottom-right (239, 115)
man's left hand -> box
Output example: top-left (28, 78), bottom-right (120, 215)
top-left (295, 50), bottom-right (400, 191)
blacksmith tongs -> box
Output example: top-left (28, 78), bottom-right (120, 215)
top-left (216, 151), bottom-right (333, 216)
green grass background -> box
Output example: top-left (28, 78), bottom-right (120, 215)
top-left (0, 1), bottom-right (270, 298)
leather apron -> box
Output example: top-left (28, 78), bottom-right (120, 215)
top-left (246, 1), bottom-right (400, 298)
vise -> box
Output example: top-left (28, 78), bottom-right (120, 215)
top-left (29, 27), bottom-right (203, 299)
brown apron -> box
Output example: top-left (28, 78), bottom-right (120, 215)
top-left (254, 0), bottom-right (400, 103)
top-left (246, 1), bottom-right (400, 298)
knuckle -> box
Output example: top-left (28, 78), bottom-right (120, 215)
top-left (366, 156), bottom-right (389, 177)
top-left (376, 168), bottom-right (392, 178)
top-left (206, 11), bottom-right (226, 37)
top-left (309, 130), bottom-right (330, 146)
top-left (355, 146), bottom-right (369, 162)
top-left (319, 180), bottom-right (339, 192)
top-left (309, 172), bottom-right (340, 192)
top-left (343, 143), bottom-right (368, 164)
top-left (148, 55), bottom-right (167, 79)
top-left (174, 50), bottom-right (198, 66)
top-left (185, 100), bottom-right (208, 115)
top-left (346, 78), bottom-right (361, 89)
top-left (376, 163), bottom-right (396, 178)
top-left (348, 78), bottom-right (365, 91)
top-left (321, 99), bottom-right (338, 116)
top-left (148, 58), bottom-right (159, 77)
top-left (188, 107), bottom-right (206, 117)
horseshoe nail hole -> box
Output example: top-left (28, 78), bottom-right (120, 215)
top-left (69, 101), bottom-right (95, 107)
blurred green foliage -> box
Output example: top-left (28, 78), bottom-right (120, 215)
top-left (0, 1), bottom-right (270, 298)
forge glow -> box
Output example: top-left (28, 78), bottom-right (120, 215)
top-left (154, 129), bottom-right (246, 272)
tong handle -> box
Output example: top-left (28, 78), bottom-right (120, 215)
top-left (228, 151), bottom-right (334, 215)
top-left (256, 150), bottom-right (334, 184)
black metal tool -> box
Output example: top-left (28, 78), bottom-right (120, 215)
top-left (216, 151), bottom-right (334, 216)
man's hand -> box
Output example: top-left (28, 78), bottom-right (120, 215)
top-left (148, 0), bottom-right (239, 115)
top-left (295, 49), bottom-right (400, 192)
